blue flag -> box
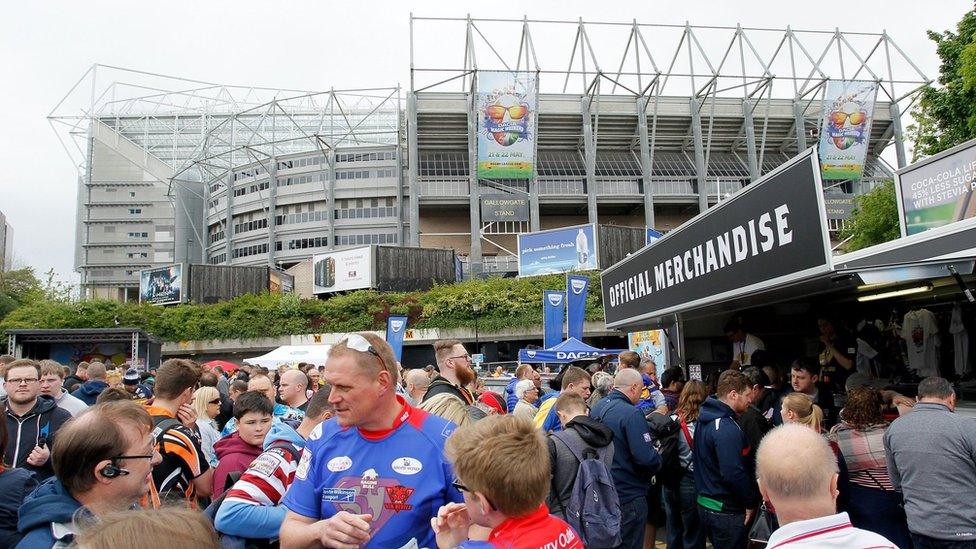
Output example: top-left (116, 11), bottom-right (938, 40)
top-left (543, 291), bottom-right (566, 349)
top-left (386, 315), bottom-right (409, 362)
top-left (566, 275), bottom-right (589, 341)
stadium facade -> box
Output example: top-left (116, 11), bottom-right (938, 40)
top-left (50, 17), bottom-right (931, 300)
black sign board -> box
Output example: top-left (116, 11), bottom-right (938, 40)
top-left (602, 150), bottom-right (832, 329)
top-left (481, 194), bottom-right (530, 222)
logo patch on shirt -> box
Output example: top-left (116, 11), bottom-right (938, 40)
top-left (322, 488), bottom-right (357, 503)
top-left (384, 485), bottom-right (415, 512)
top-left (391, 457), bottom-right (423, 476)
top-left (295, 449), bottom-right (312, 480)
top-left (308, 423), bottom-right (324, 441)
top-left (248, 454), bottom-right (279, 477)
top-left (327, 456), bottom-right (353, 472)
top-left (441, 424), bottom-right (455, 439)
top-left (361, 468), bottom-right (379, 490)
top-left (643, 432), bottom-right (652, 443)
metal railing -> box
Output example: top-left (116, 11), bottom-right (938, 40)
top-left (419, 178), bottom-right (469, 196)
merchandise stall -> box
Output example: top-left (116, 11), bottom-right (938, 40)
top-left (600, 147), bottom-right (975, 393)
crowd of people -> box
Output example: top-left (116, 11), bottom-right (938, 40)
top-left (0, 327), bottom-right (972, 548)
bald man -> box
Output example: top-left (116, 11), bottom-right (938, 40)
top-left (221, 374), bottom-right (304, 436)
top-left (758, 425), bottom-right (896, 547)
top-left (404, 368), bottom-right (431, 406)
top-left (590, 368), bottom-right (661, 549)
top-left (278, 369), bottom-right (310, 412)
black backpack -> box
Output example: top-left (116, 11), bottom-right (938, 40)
top-left (644, 410), bottom-right (683, 487)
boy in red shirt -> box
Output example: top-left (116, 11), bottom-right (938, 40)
top-left (432, 415), bottom-right (583, 549)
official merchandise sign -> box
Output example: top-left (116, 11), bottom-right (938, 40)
top-left (602, 149), bottom-right (832, 329)
top-left (312, 246), bottom-right (373, 294)
top-left (481, 194), bottom-right (530, 222)
top-left (817, 80), bottom-right (878, 181)
top-left (518, 224), bottom-right (598, 277)
top-left (476, 71), bottom-right (537, 179)
top-left (894, 138), bottom-right (976, 237)
top-left (139, 264), bottom-right (183, 306)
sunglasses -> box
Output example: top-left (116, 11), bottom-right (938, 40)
top-left (452, 478), bottom-right (496, 510)
top-left (829, 110), bottom-right (867, 126)
top-left (486, 104), bottom-right (528, 122)
top-left (208, 399), bottom-right (221, 405)
top-left (340, 334), bottom-right (389, 371)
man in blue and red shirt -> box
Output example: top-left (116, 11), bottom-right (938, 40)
top-left (280, 332), bottom-right (462, 549)
top-left (432, 415), bottom-right (583, 549)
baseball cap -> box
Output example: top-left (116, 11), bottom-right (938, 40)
top-left (123, 368), bottom-right (140, 385)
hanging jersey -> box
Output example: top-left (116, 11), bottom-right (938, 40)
top-left (282, 397), bottom-right (463, 549)
top-left (458, 505), bottom-right (583, 548)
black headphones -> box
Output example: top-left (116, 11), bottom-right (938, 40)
top-left (100, 463), bottom-right (130, 479)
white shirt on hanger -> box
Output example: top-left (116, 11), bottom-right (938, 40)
top-left (901, 309), bottom-right (940, 378)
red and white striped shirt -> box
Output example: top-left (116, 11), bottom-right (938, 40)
top-left (223, 443), bottom-right (300, 507)
top-left (767, 512), bottom-right (896, 548)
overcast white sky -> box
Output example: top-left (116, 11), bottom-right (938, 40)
top-left (0, 0), bottom-right (970, 286)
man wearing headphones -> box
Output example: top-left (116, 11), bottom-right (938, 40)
top-left (16, 401), bottom-right (162, 548)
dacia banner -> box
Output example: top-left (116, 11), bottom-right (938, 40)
top-left (140, 264), bottom-right (183, 306)
top-left (894, 138), bottom-right (976, 236)
top-left (476, 71), bottom-right (536, 179)
top-left (602, 149), bottom-right (832, 329)
top-left (566, 275), bottom-right (589, 341)
top-left (818, 80), bottom-right (878, 180)
top-left (543, 290), bottom-right (566, 349)
top-left (385, 315), bottom-right (409, 362)
top-left (518, 224), bottom-right (597, 277)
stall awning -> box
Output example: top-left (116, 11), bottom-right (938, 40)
top-left (518, 337), bottom-right (627, 364)
top-left (245, 345), bottom-right (332, 368)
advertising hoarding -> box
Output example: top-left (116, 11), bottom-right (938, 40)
top-left (312, 246), bottom-right (373, 294)
top-left (476, 71), bottom-right (537, 179)
top-left (139, 264), bottom-right (183, 306)
top-left (817, 80), bottom-right (878, 181)
top-left (269, 269), bottom-right (295, 294)
top-left (894, 138), bottom-right (976, 236)
top-left (481, 194), bottom-right (530, 222)
top-left (518, 224), bottom-right (598, 277)
top-left (602, 150), bottom-right (832, 329)
top-left (824, 193), bottom-right (856, 221)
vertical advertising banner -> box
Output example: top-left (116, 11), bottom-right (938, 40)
top-left (566, 275), bottom-right (590, 341)
top-left (543, 291), bottom-right (566, 349)
top-left (818, 80), bottom-right (878, 181)
top-left (476, 71), bottom-right (536, 179)
top-left (628, 330), bottom-right (668, 379)
top-left (894, 139), bottom-right (976, 236)
top-left (139, 264), bottom-right (183, 306)
top-left (518, 224), bottom-right (597, 277)
top-left (646, 228), bottom-right (663, 246)
top-left (385, 315), bottom-right (409, 362)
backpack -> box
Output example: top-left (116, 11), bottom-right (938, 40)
top-left (550, 430), bottom-right (622, 549)
top-left (644, 410), bottom-right (683, 487)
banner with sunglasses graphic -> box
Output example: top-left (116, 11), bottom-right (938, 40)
top-left (817, 80), bottom-right (878, 181)
top-left (543, 290), bottom-right (566, 349)
top-left (476, 71), bottom-right (537, 180)
top-left (566, 275), bottom-right (589, 341)
top-left (385, 315), bottom-right (409, 362)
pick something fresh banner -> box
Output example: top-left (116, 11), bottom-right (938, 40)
top-left (817, 80), bottom-right (877, 181)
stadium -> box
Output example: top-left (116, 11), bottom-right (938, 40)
top-left (48, 16), bottom-right (930, 300)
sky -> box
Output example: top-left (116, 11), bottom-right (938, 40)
top-left (0, 0), bottom-right (970, 286)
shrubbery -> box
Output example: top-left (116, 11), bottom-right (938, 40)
top-left (0, 272), bottom-right (605, 342)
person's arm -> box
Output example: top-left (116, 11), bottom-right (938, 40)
top-left (883, 430), bottom-right (902, 491)
top-left (625, 409), bottom-right (661, 472)
top-left (714, 427), bottom-right (757, 507)
top-left (821, 336), bottom-right (854, 371)
top-left (279, 510), bottom-right (372, 549)
top-left (216, 500), bottom-right (287, 539)
top-left (193, 468), bottom-right (214, 499)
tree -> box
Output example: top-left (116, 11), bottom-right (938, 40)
top-left (908, 8), bottom-right (976, 159)
top-left (838, 180), bottom-right (900, 251)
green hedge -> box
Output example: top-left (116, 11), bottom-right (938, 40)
top-left (0, 273), bottom-right (605, 342)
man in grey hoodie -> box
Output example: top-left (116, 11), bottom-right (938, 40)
top-left (547, 392), bottom-right (614, 519)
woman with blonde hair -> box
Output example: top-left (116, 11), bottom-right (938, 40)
top-left (419, 393), bottom-right (472, 427)
top-left (661, 379), bottom-right (708, 549)
top-left (193, 386), bottom-right (222, 468)
top-left (780, 392), bottom-right (824, 432)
